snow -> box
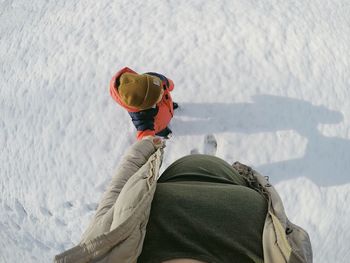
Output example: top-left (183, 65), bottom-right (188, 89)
top-left (1, 0), bottom-right (350, 262)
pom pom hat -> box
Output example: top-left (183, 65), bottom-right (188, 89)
top-left (118, 72), bottom-right (162, 110)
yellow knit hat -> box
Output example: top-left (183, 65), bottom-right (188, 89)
top-left (118, 72), bottom-right (162, 110)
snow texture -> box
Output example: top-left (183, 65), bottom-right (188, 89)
top-left (1, 0), bottom-right (350, 262)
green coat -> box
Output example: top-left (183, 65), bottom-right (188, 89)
top-left (54, 137), bottom-right (312, 263)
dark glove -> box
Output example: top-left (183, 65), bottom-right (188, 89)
top-left (128, 107), bottom-right (159, 131)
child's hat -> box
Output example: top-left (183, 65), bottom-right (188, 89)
top-left (118, 72), bottom-right (162, 110)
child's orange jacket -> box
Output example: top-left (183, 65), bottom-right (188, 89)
top-left (110, 67), bottom-right (174, 140)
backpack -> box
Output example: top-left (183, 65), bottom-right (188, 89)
top-left (232, 162), bottom-right (313, 263)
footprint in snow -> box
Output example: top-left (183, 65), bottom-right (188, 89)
top-left (55, 217), bottom-right (67, 226)
top-left (63, 201), bottom-right (74, 209)
top-left (14, 199), bottom-right (28, 223)
top-left (39, 207), bottom-right (53, 217)
top-left (83, 203), bottom-right (98, 212)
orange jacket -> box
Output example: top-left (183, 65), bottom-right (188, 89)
top-left (110, 67), bottom-right (174, 140)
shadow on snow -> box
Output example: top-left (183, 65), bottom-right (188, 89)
top-left (172, 94), bottom-right (347, 186)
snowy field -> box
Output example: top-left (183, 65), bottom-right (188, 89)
top-left (1, 0), bottom-right (350, 262)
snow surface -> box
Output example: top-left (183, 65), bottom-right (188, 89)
top-left (1, 0), bottom-right (350, 262)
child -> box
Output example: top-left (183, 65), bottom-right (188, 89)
top-left (110, 67), bottom-right (178, 140)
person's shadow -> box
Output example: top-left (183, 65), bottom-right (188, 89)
top-left (172, 95), bottom-right (348, 186)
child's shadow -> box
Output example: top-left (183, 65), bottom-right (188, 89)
top-left (173, 95), bottom-right (348, 186)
